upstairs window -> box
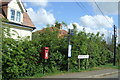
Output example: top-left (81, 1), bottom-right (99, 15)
top-left (16, 11), bottom-right (21, 22)
top-left (10, 9), bottom-right (15, 21)
top-left (10, 9), bottom-right (21, 23)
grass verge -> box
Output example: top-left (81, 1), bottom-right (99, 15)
top-left (18, 63), bottom-right (118, 79)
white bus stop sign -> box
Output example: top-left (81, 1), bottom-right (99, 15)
top-left (68, 45), bottom-right (72, 57)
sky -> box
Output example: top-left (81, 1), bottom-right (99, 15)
top-left (22, 0), bottom-right (119, 43)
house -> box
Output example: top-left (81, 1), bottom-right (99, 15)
top-left (33, 27), bottom-right (68, 38)
top-left (0, 0), bottom-right (36, 40)
top-left (59, 29), bottom-right (68, 38)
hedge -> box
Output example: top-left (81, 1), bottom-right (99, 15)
top-left (2, 27), bottom-right (114, 79)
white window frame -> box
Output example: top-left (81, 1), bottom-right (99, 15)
top-left (16, 11), bottom-right (21, 22)
top-left (8, 8), bottom-right (22, 24)
top-left (10, 9), bottom-right (15, 21)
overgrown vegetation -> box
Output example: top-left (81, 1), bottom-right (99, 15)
top-left (1, 24), bottom-right (119, 79)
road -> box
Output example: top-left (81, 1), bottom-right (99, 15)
top-left (43, 69), bottom-right (119, 78)
top-left (18, 69), bottom-right (119, 80)
top-left (100, 73), bottom-right (118, 78)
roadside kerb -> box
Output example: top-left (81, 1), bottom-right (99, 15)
top-left (87, 71), bottom-right (119, 78)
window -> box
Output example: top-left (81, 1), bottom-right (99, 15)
top-left (10, 9), bottom-right (15, 21)
top-left (16, 11), bottom-right (21, 22)
top-left (10, 9), bottom-right (21, 23)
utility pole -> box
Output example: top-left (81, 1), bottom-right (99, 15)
top-left (113, 25), bottom-right (117, 66)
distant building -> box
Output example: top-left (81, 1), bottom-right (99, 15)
top-left (34, 27), bottom-right (68, 38)
top-left (0, 0), bottom-right (36, 40)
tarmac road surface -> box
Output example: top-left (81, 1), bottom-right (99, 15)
top-left (43, 69), bottom-right (119, 78)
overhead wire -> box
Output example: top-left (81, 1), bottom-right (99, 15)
top-left (75, 0), bottom-right (89, 15)
top-left (75, 0), bottom-right (114, 28)
top-left (79, 2), bottom-right (94, 16)
top-left (93, 0), bottom-right (116, 43)
top-left (75, 0), bottom-right (116, 43)
top-left (75, 0), bottom-right (100, 27)
top-left (94, 0), bottom-right (116, 40)
top-left (94, 0), bottom-right (113, 26)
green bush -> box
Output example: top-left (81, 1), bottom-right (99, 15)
top-left (2, 27), bottom-right (113, 79)
top-left (2, 38), bottom-right (39, 79)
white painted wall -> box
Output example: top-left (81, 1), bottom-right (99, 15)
top-left (8, 0), bottom-right (21, 11)
top-left (10, 27), bottom-right (32, 40)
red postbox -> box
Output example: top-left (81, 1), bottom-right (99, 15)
top-left (41, 47), bottom-right (49, 59)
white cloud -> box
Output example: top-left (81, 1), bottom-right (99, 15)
top-left (66, 15), bottom-right (114, 41)
top-left (91, 2), bottom-right (118, 15)
top-left (68, 23), bottom-right (74, 29)
top-left (27, 8), bottom-right (56, 26)
top-left (80, 15), bottom-right (114, 29)
top-left (32, 0), bottom-right (48, 7)
top-left (72, 22), bottom-right (84, 30)
top-left (71, 22), bottom-right (112, 41)
top-left (88, 0), bottom-right (119, 2)
top-left (23, 3), bottom-right (28, 8)
top-left (79, 15), bottom-right (114, 38)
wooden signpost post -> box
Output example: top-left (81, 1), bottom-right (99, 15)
top-left (78, 55), bottom-right (89, 70)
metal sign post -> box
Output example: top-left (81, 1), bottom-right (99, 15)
top-left (68, 29), bottom-right (74, 72)
top-left (67, 29), bottom-right (74, 72)
top-left (78, 59), bottom-right (80, 70)
top-left (68, 35), bottom-right (70, 72)
top-left (68, 45), bottom-right (72, 72)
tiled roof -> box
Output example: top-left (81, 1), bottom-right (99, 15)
top-left (0, 0), bottom-right (12, 5)
top-left (59, 29), bottom-right (68, 38)
top-left (0, 0), bottom-right (35, 29)
top-left (0, 4), bottom-right (8, 18)
top-left (23, 12), bottom-right (35, 27)
top-left (34, 27), bottom-right (59, 33)
top-left (34, 27), bottom-right (68, 38)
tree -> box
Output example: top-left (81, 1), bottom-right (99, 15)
top-left (54, 21), bottom-right (67, 29)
